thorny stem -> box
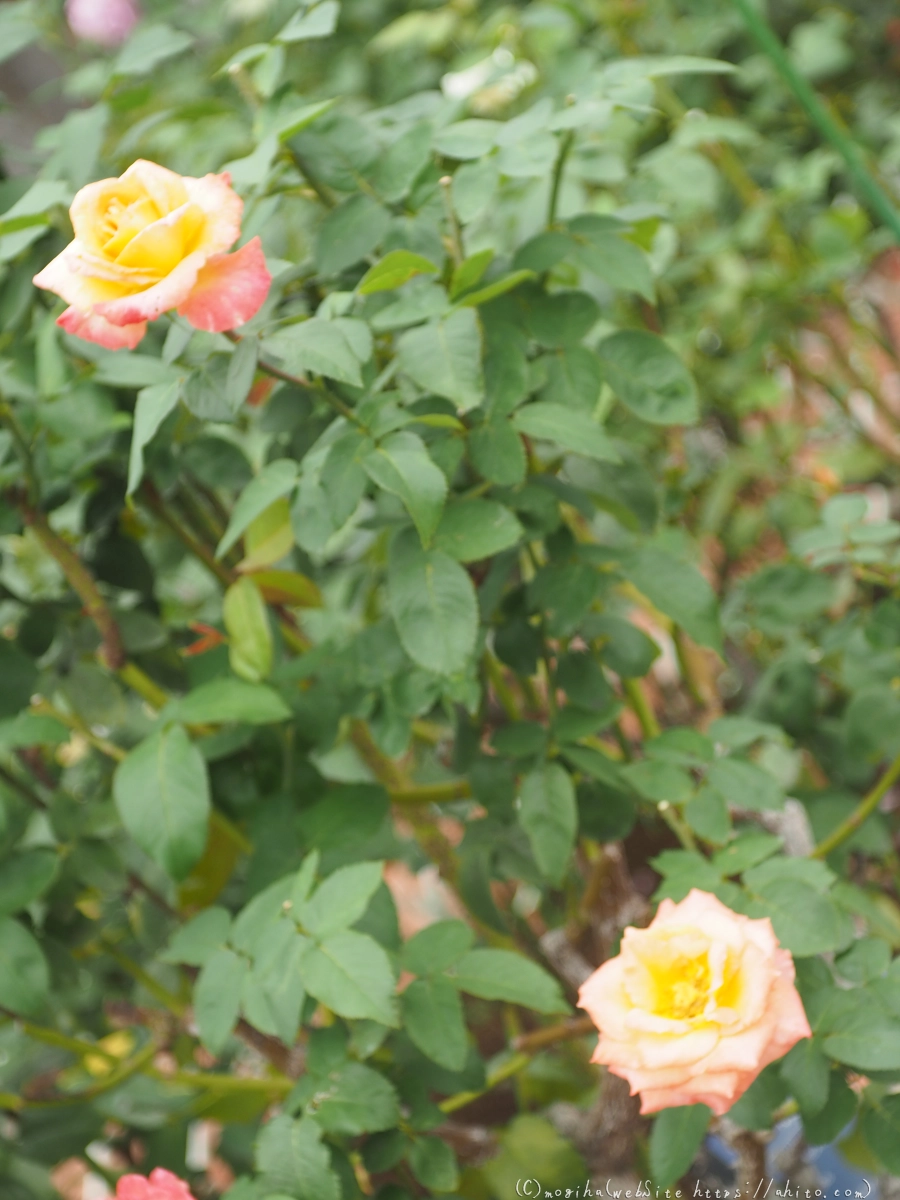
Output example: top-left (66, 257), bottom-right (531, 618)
top-left (811, 748), bottom-right (900, 859)
top-left (17, 502), bottom-right (126, 670)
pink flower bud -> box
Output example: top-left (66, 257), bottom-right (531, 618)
top-left (65, 0), bottom-right (140, 47)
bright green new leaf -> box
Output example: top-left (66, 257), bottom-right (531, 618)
top-left (358, 250), bottom-right (440, 294)
top-left (223, 577), bottom-right (274, 683)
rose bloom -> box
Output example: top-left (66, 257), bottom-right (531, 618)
top-left (117, 1168), bottom-right (196, 1200)
top-left (33, 159), bottom-right (271, 351)
top-left (578, 888), bottom-right (812, 1116)
top-left (66, 0), bottom-right (140, 46)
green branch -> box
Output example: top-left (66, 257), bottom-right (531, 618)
top-left (729, 0), bottom-right (900, 243)
top-left (811, 749), bottom-right (900, 859)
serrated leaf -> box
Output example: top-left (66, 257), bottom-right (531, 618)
top-left (598, 330), bottom-right (698, 425)
top-left (397, 308), bottom-right (484, 412)
top-left (363, 431), bottom-right (447, 546)
top-left (451, 949), bottom-right (569, 1013)
top-left (301, 929), bottom-right (399, 1026)
top-left (402, 976), bottom-right (468, 1071)
top-left (195, 947), bottom-right (248, 1055)
top-left (387, 527), bottom-right (478, 675)
top-left (433, 499), bottom-right (523, 562)
top-left (512, 402), bottom-right (620, 462)
top-left (648, 1104), bottom-right (710, 1187)
top-left (126, 381), bottom-right (180, 497)
top-left (519, 763), bottom-right (578, 885)
top-left (113, 724), bottom-right (210, 881)
top-left (255, 1114), bottom-right (341, 1200)
top-left (173, 679), bottom-right (290, 726)
top-left (298, 861), bottom-right (384, 939)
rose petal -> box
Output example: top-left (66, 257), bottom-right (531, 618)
top-left (184, 172), bottom-right (244, 255)
top-left (94, 251), bottom-right (207, 326)
top-left (177, 236), bottom-right (271, 333)
top-left (58, 306), bottom-right (146, 350)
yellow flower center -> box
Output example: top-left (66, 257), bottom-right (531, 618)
top-left (98, 192), bottom-right (161, 258)
top-left (652, 953), bottom-right (711, 1020)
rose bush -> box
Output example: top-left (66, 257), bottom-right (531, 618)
top-left (2, 0), bottom-right (900, 1197)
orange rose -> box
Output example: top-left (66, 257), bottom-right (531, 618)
top-left (33, 159), bottom-right (271, 351)
top-left (578, 888), bottom-right (812, 1115)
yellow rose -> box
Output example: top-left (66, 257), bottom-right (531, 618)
top-left (33, 158), bottom-right (271, 350)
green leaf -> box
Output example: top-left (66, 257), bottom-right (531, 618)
top-left (434, 119), bottom-right (501, 159)
top-left (802, 1071), bottom-right (857, 1145)
top-left (363, 431), bottom-right (447, 546)
top-left (277, 0), bottom-right (340, 42)
top-left (433, 499), bottom-right (523, 562)
top-left (755, 880), bottom-right (846, 956)
top-left (707, 758), bottom-right (784, 812)
top-left (519, 763), bottom-right (577, 885)
top-left (173, 680), bottom-right (291, 726)
top-left (0, 713), bottom-right (67, 752)
top-left (469, 419), bottom-right (527, 486)
top-left (0, 849), bottom-right (57, 918)
top-left (779, 1038), bottom-right (829, 1117)
top-left (823, 1011), bottom-right (900, 1070)
top-left (242, 921), bottom-right (309, 1045)
top-left (622, 760), bottom-right (694, 803)
top-left (226, 336), bottom-right (259, 413)
top-left (113, 724), bottom-right (210, 881)
top-left (0, 918), bottom-right (48, 1016)
top-left (618, 546), bottom-right (722, 653)
top-left (397, 308), bottom-right (485, 412)
top-left (308, 1062), bottom-right (401, 1134)
top-left (861, 1094), bottom-right (900, 1174)
top-left (450, 949), bottom-right (569, 1013)
top-left (648, 1104), bottom-right (711, 1188)
top-left (402, 976), bottom-right (468, 1071)
top-left (449, 249), bottom-right (493, 300)
top-left (161, 907), bottom-right (232, 967)
top-left (301, 929), bottom-right (399, 1026)
top-left (512, 402), bottom-right (621, 462)
top-left (263, 318), bottom-right (370, 387)
top-left (223, 577), bottom-right (274, 683)
top-left (457, 269), bottom-right (536, 308)
top-left (114, 23), bottom-right (194, 76)
top-left (321, 429), bottom-right (372, 526)
top-left (387, 528), bottom-right (478, 675)
top-left (316, 194), bottom-right (391, 275)
top-left (358, 250), bottom-right (439, 294)
top-left (408, 1137), bottom-right (459, 1193)
top-left (0, 640), bottom-right (38, 719)
top-left (299, 861), bottom-right (384, 939)
top-left (217, 460), bottom-right (299, 558)
top-left (567, 216), bottom-right (655, 301)
top-left (255, 1114), bottom-right (341, 1200)
top-left (195, 947), bottom-right (248, 1055)
top-left (126, 382), bottom-right (180, 497)
top-left (597, 330), bottom-right (699, 425)
top-left (401, 919), bottom-right (474, 976)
